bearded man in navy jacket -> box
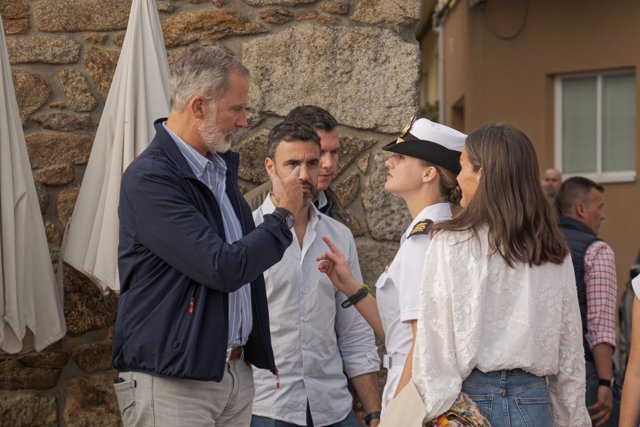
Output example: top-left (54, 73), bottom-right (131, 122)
top-left (112, 46), bottom-right (303, 426)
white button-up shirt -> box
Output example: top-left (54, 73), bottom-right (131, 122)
top-left (252, 196), bottom-right (379, 426)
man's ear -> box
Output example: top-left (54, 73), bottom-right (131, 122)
top-left (575, 201), bottom-right (587, 218)
top-left (265, 157), bottom-right (275, 176)
top-left (188, 96), bottom-right (206, 119)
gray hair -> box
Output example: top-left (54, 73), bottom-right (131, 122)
top-left (170, 45), bottom-right (249, 112)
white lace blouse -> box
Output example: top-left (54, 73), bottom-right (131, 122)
top-left (413, 227), bottom-right (591, 426)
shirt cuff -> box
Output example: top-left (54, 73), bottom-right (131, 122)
top-left (343, 353), bottom-right (381, 378)
top-left (586, 332), bottom-right (616, 349)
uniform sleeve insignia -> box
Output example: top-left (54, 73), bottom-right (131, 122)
top-left (408, 219), bottom-right (434, 238)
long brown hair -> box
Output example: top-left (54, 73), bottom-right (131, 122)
top-left (432, 124), bottom-right (568, 266)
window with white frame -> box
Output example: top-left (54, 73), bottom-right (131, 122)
top-left (555, 70), bottom-right (636, 183)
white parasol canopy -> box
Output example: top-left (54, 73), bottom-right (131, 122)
top-left (0, 16), bottom-right (66, 353)
top-left (62, 0), bottom-right (170, 292)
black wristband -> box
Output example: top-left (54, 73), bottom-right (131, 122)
top-left (598, 378), bottom-right (613, 388)
top-left (341, 287), bottom-right (368, 308)
top-left (364, 411), bottom-right (381, 425)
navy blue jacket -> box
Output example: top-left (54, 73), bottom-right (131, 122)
top-left (558, 216), bottom-right (600, 362)
top-left (112, 119), bottom-right (292, 381)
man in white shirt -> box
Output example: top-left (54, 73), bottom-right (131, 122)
top-left (244, 105), bottom-right (350, 226)
top-left (252, 120), bottom-right (381, 427)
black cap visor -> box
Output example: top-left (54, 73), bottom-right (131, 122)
top-left (383, 132), bottom-right (462, 174)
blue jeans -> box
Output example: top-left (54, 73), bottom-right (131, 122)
top-left (251, 408), bottom-right (358, 427)
top-left (585, 360), bottom-right (622, 427)
top-left (461, 369), bottom-right (552, 427)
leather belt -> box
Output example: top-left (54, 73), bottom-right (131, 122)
top-left (226, 346), bottom-right (244, 364)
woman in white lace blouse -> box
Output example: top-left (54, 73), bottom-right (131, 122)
top-left (412, 124), bottom-right (591, 426)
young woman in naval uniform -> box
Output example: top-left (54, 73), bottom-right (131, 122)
top-left (317, 116), bottom-right (465, 411)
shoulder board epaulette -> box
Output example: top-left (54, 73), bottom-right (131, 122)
top-left (408, 219), bottom-right (434, 238)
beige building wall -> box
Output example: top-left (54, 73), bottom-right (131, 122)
top-left (418, 29), bottom-right (438, 117)
top-left (439, 0), bottom-right (640, 295)
top-left (417, 0), bottom-right (439, 119)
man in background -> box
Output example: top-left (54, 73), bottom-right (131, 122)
top-left (557, 176), bottom-right (621, 427)
top-left (542, 167), bottom-right (562, 200)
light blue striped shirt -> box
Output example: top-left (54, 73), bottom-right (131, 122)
top-left (163, 123), bottom-right (252, 347)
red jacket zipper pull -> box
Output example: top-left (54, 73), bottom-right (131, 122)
top-left (188, 298), bottom-right (195, 314)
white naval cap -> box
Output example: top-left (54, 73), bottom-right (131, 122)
top-left (383, 116), bottom-right (467, 174)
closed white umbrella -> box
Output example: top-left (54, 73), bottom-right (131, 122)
top-left (0, 16), bottom-right (66, 353)
top-left (62, 0), bottom-right (170, 292)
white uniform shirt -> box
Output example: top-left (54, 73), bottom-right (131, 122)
top-left (252, 196), bottom-right (379, 426)
top-left (375, 203), bottom-right (452, 409)
top-left (413, 227), bottom-right (591, 426)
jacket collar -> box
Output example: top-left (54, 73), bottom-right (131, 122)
top-left (559, 216), bottom-right (597, 237)
top-left (152, 118), bottom-right (239, 178)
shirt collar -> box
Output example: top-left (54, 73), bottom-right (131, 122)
top-left (261, 192), bottom-right (278, 215)
top-left (315, 191), bottom-right (328, 209)
top-left (162, 122), bottom-right (227, 177)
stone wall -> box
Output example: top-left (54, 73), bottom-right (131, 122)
top-left (0, 0), bottom-right (422, 425)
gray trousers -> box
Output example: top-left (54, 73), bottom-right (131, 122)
top-left (114, 360), bottom-right (254, 426)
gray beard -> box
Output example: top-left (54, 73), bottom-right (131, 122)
top-left (198, 114), bottom-right (231, 153)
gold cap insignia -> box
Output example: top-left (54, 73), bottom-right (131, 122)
top-left (396, 115), bottom-right (416, 144)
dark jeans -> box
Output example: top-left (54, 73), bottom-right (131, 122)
top-left (251, 408), bottom-right (358, 427)
top-left (461, 369), bottom-right (552, 427)
top-left (585, 360), bottom-right (622, 427)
